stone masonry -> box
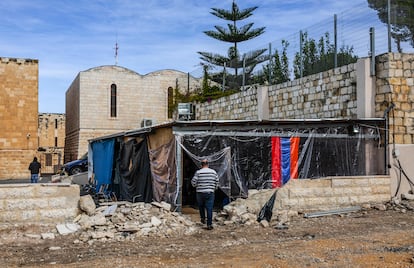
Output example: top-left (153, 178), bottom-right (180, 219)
top-left (375, 53), bottom-right (414, 145)
top-left (196, 62), bottom-right (357, 120)
top-left (0, 183), bottom-right (80, 223)
top-left (0, 57), bottom-right (39, 179)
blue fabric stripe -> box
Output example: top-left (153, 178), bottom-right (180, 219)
top-left (92, 138), bottom-right (115, 191)
top-left (281, 137), bottom-right (291, 185)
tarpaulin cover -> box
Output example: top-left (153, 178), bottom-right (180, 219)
top-left (177, 123), bottom-right (384, 199)
top-left (177, 136), bottom-right (232, 197)
top-left (149, 138), bottom-right (177, 204)
top-left (257, 190), bottom-right (278, 222)
top-left (118, 137), bottom-right (153, 203)
top-left (91, 138), bottom-right (115, 192)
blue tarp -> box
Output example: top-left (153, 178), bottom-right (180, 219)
top-left (92, 139), bottom-right (115, 191)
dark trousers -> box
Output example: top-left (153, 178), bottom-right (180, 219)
top-left (196, 192), bottom-right (214, 226)
top-left (31, 174), bottom-right (39, 183)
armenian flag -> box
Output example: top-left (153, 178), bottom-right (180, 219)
top-left (271, 137), bottom-right (300, 188)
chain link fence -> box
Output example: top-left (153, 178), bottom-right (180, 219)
top-left (187, 1), bottom-right (414, 90)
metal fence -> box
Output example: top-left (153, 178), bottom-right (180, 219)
top-left (188, 0), bottom-right (414, 90)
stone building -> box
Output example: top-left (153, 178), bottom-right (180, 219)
top-left (64, 65), bottom-right (202, 162)
top-left (37, 113), bottom-right (65, 174)
top-left (0, 57), bottom-right (39, 179)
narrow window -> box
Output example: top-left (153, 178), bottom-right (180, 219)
top-left (110, 84), bottom-right (117, 117)
top-left (46, 154), bottom-right (52, 166)
top-left (167, 86), bottom-right (173, 118)
top-left (55, 137), bottom-right (58, 147)
top-left (55, 119), bottom-right (58, 129)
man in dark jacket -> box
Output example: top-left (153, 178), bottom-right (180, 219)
top-left (28, 157), bottom-right (41, 183)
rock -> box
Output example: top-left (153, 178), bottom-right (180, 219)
top-left (79, 195), bottom-right (96, 216)
top-left (401, 193), bottom-right (414, 200)
top-left (56, 223), bottom-right (81, 235)
top-left (151, 201), bottom-right (171, 211)
top-left (48, 246), bottom-right (61, 251)
top-left (260, 220), bottom-right (269, 228)
top-left (374, 204), bottom-right (387, 211)
top-left (91, 231), bottom-right (114, 239)
top-left (102, 204), bottom-right (118, 216)
top-left (24, 234), bottom-right (41, 239)
top-left (151, 216), bottom-right (162, 227)
top-left (361, 203), bottom-right (371, 209)
top-left (41, 233), bottom-right (55, 240)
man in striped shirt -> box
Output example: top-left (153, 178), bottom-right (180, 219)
top-left (191, 159), bottom-right (219, 230)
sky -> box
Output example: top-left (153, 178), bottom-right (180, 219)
top-left (0, 0), bottom-right (370, 113)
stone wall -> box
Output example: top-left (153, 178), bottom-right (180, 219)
top-left (0, 183), bottom-right (80, 223)
top-left (242, 175), bottom-right (390, 215)
top-left (195, 63), bottom-right (358, 120)
top-left (375, 53), bottom-right (414, 144)
top-left (0, 57), bottom-right (39, 179)
top-left (269, 64), bottom-right (357, 119)
top-left (196, 86), bottom-right (258, 120)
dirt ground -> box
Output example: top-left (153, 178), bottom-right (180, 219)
top-left (0, 207), bottom-right (413, 268)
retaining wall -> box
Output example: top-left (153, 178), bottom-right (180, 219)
top-left (0, 183), bottom-right (80, 223)
top-left (246, 175), bottom-right (391, 214)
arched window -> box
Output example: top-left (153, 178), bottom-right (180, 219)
top-left (110, 84), bottom-right (117, 117)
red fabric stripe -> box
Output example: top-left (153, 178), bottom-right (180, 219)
top-left (271, 137), bottom-right (281, 188)
top-left (290, 137), bottom-right (300, 179)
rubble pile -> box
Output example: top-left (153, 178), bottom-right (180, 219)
top-left (386, 194), bottom-right (414, 212)
top-left (215, 202), bottom-right (258, 226)
top-left (73, 195), bottom-right (197, 244)
top-left (214, 189), bottom-right (294, 227)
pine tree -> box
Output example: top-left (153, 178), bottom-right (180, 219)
top-left (198, 1), bottom-right (267, 89)
top-left (368, 0), bottom-right (414, 50)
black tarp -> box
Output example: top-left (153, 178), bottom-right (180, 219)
top-left (118, 137), bottom-right (153, 203)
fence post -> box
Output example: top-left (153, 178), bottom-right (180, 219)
top-left (242, 55), bottom-right (246, 91)
top-left (299, 30), bottom-right (303, 78)
top-left (370, 27), bottom-right (375, 76)
top-left (387, 0), bottom-right (391, 52)
top-left (222, 62), bottom-right (226, 91)
top-left (334, 14), bottom-right (337, 68)
top-left (268, 43), bottom-right (272, 84)
top-left (187, 72), bottom-right (190, 95)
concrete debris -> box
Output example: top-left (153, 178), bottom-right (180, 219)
top-left (215, 189), bottom-right (295, 227)
top-left (260, 220), bottom-right (269, 228)
top-left (387, 198), bottom-right (414, 212)
top-left (401, 193), bottom-right (414, 201)
top-left (25, 234), bottom-right (41, 239)
top-left (373, 204), bottom-right (387, 211)
top-left (41, 233), bottom-right (55, 240)
top-left (70, 200), bottom-right (197, 243)
top-left (79, 195), bottom-right (96, 216)
top-left (56, 223), bottom-right (81, 235)
top-left (102, 204), bottom-right (117, 216)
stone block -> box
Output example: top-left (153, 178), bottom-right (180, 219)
top-left (331, 177), bottom-right (370, 187)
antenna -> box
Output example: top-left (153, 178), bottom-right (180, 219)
top-left (114, 39), bottom-right (119, 65)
